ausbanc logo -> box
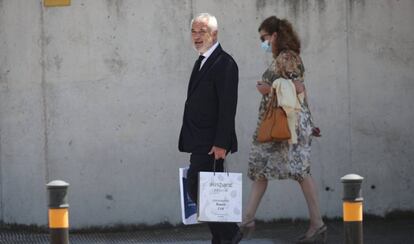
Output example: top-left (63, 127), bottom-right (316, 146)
top-left (210, 182), bottom-right (233, 188)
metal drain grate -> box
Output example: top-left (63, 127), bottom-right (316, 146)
top-left (3, 219), bottom-right (411, 243)
top-left (0, 229), bottom-right (212, 244)
top-left (0, 231), bottom-right (49, 244)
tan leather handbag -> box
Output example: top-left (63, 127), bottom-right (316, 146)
top-left (257, 90), bottom-right (291, 142)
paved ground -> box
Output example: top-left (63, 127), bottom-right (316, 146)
top-left (1, 217), bottom-right (413, 243)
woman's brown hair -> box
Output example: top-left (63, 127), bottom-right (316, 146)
top-left (258, 16), bottom-right (301, 58)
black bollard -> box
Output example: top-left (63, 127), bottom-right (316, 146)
top-left (341, 174), bottom-right (363, 244)
top-left (47, 180), bottom-right (70, 244)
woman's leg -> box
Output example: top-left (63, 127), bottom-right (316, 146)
top-left (244, 179), bottom-right (268, 221)
top-left (298, 175), bottom-right (324, 236)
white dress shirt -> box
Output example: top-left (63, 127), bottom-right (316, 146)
top-left (199, 41), bottom-right (219, 70)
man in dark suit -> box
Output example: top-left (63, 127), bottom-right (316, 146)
top-left (178, 13), bottom-right (242, 244)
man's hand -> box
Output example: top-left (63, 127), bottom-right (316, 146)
top-left (208, 146), bottom-right (227, 160)
top-left (256, 81), bottom-right (271, 95)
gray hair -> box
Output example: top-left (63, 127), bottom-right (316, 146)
top-left (191, 13), bottom-right (218, 32)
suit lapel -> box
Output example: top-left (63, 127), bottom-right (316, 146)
top-left (188, 44), bottom-right (223, 96)
top-left (187, 56), bottom-right (203, 97)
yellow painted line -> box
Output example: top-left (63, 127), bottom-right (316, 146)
top-left (44, 0), bottom-right (71, 7)
top-left (49, 209), bottom-right (69, 228)
top-left (343, 202), bottom-right (363, 222)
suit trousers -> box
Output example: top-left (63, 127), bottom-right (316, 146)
top-left (187, 153), bottom-right (240, 244)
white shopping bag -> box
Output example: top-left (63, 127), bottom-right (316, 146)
top-left (197, 171), bottom-right (242, 222)
top-left (179, 167), bottom-right (200, 225)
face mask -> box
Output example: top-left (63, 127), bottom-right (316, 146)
top-left (261, 40), bottom-right (272, 53)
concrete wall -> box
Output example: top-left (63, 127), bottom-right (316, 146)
top-left (0, 0), bottom-right (413, 228)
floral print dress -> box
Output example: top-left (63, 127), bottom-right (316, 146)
top-left (247, 50), bottom-right (315, 182)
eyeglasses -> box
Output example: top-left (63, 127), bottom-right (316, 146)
top-left (260, 33), bottom-right (271, 42)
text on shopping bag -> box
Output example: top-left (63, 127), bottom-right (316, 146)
top-left (197, 172), bottom-right (242, 222)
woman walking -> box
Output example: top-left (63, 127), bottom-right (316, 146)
top-left (241, 16), bottom-right (326, 243)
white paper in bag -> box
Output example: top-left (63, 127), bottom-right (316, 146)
top-left (197, 171), bottom-right (242, 222)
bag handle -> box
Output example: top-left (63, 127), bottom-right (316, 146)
top-left (213, 159), bottom-right (229, 176)
top-left (263, 88), bottom-right (279, 119)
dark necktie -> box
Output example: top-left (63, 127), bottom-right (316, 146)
top-left (195, 55), bottom-right (205, 72)
top-left (188, 55), bottom-right (205, 95)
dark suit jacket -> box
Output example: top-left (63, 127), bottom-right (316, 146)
top-left (179, 44), bottom-right (238, 154)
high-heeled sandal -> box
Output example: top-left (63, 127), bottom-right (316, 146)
top-left (296, 224), bottom-right (327, 243)
top-left (239, 218), bottom-right (255, 239)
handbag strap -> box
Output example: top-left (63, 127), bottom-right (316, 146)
top-left (264, 88), bottom-right (278, 118)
